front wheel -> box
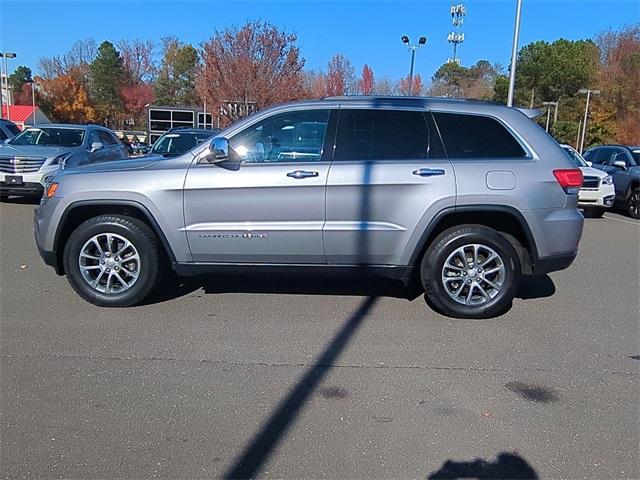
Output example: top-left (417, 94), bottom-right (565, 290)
top-left (628, 188), bottom-right (640, 219)
top-left (63, 215), bottom-right (162, 307)
top-left (421, 225), bottom-right (521, 319)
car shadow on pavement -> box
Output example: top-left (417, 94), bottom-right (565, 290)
top-left (427, 452), bottom-right (539, 479)
top-left (516, 275), bottom-right (555, 299)
top-left (146, 272), bottom-right (554, 306)
top-left (223, 296), bottom-right (378, 479)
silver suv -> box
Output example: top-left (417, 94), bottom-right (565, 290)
top-left (35, 97), bottom-right (584, 318)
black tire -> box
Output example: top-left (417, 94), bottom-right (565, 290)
top-left (421, 225), bottom-right (521, 319)
top-left (627, 187), bottom-right (640, 219)
top-left (0, 194), bottom-right (8, 202)
top-left (63, 215), bottom-right (162, 307)
top-left (583, 207), bottom-right (605, 218)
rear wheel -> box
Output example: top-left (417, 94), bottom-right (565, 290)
top-left (583, 207), bottom-right (605, 218)
top-left (421, 225), bottom-right (521, 319)
top-left (63, 215), bottom-right (162, 307)
top-left (628, 187), bottom-right (640, 219)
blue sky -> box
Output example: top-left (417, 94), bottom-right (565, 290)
top-left (1, 0), bottom-right (638, 82)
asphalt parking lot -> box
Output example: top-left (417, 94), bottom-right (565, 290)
top-left (1, 199), bottom-right (638, 479)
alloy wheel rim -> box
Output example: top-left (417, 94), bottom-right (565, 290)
top-left (78, 233), bottom-right (141, 294)
top-left (441, 243), bottom-right (506, 306)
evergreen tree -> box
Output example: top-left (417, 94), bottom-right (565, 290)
top-left (90, 41), bottom-right (125, 125)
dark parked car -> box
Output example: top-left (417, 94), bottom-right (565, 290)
top-left (583, 145), bottom-right (640, 219)
top-left (147, 128), bottom-right (220, 158)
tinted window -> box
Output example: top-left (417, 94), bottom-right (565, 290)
top-left (433, 112), bottom-right (526, 158)
top-left (592, 147), bottom-right (614, 164)
top-left (334, 109), bottom-right (442, 161)
top-left (0, 129), bottom-right (6, 140)
top-left (231, 109), bottom-right (330, 163)
top-left (152, 132), bottom-right (214, 156)
top-left (10, 127), bottom-right (85, 147)
top-left (98, 131), bottom-right (117, 145)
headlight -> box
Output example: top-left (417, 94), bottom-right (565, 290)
top-left (602, 175), bottom-right (613, 185)
top-left (51, 152), bottom-right (73, 169)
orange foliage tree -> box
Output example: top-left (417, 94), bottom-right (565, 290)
top-left (36, 69), bottom-right (96, 123)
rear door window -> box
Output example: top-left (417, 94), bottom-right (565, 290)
top-left (432, 112), bottom-right (527, 159)
top-left (333, 109), bottom-right (444, 161)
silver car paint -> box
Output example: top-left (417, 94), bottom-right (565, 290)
top-left (36, 97), bottom-right (583, 270)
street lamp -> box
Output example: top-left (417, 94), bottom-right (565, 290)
top-left (507, 0), bottom-right (522, 107)
top-left (401, 35), bottom-right (427, 96)
top-left (542, 101), bottom-right (559, 133)
top-left (0, 52), bottom-right (17, 121)
top-left (577, 88), bottom-right (600, 154)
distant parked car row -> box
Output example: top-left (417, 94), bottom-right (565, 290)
top-left (0, 123), bottom-right (220, 200)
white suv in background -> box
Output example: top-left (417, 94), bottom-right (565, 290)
top-left (561, 144), bottom-right (615, 218)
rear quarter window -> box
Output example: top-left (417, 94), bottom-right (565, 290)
top-left (433, 112), bottom-right (527, 159)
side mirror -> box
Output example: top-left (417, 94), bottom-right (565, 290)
top-left (613, 160), bottom-right (627, 169)
top-left (199, 137), bottom-right (241, 171)
top-left (90, 141), bottom-right (104, 153)
top-left (585, 160), bottom-right (593, 167)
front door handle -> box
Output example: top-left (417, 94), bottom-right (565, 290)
top-left (412, 168), bottom-right (446, 177)
top-left (287, 170), bottom-right (319, 179)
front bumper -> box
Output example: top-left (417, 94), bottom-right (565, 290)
top-left (0, 181), bottom-right (44, 197)
top-left (34, 198), bottom-right (64, 275)
top-left (578, 183), bottom-right (616, 208)
top-left (1, 167), bottom-right (57, 197)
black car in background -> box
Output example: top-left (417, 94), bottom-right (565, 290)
top-left (146, 128), bottom-right (221, 158)
top-left (584, 145), bottom-right (640, 219)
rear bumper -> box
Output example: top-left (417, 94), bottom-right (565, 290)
top-left (0, 181), bottom-right (44, 197)
top-left (532, 252), bottom-right (577, 275)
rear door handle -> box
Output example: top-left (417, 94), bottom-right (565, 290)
top-left (412, 168), bottom-right (446, 177)
top-left (287, 170), bottom-right (319, 179)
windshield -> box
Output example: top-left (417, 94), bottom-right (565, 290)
top-left (9, 127), bottom-right (85, 147)
top-left (151, 132), bottom-right (214, 156)
top-left (561, 146), bottom-right (588, 168)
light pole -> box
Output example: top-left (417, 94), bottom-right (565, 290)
top-left (27, 80), bottom-right (36, 124)
top-left (578, 88), bottom-right (600, 153)
top-left (0, 52), bottom-right (17, 121)
top-left (507, 0), bottom-right (522, 107)
top-left (542, 101), bottom-right (559, 133)
top-left (401, 35), bottom-right (427, 96)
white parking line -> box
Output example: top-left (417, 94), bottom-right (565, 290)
top-left (602, 214), bottom-right (640, 226)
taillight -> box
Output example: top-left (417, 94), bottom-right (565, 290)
top-left (553, 169), bottom-right (583, 194)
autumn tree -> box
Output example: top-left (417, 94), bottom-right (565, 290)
top-left (593, 24), bottom-right (640, 144)
top-left (357, 64), bottom-right (375, 95)
top-left (37, 70), bottom-right (96, 123)
top-left (38, 38), bottom-right (97, 85)
top-left (398, 74), bottom-right (425, 96)
top-left (430, 60), bottom-right (500, 98)
top-left (302, 70), bottom-right (326, 99)
top-left (90, 41), bottom-right (125, 125)
top-left (199, 21), bottom-right (305, 124)
top-left (155, 37), bottom-right (199, 106)
top-left (117, 39), bottom-right (155, 85)
top-left (373, 76), bottom-right (396, 95)
top-left (325, 54), bottom-right (355, 96)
